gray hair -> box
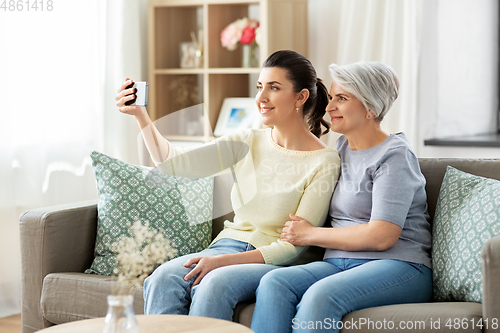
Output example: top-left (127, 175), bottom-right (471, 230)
top-left (328, 62), bottom-right (399, 121)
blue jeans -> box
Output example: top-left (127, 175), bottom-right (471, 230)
top-left (251, 258), bottom-right (432, 333)
top-left (143, 238), bottom-right (279, 320)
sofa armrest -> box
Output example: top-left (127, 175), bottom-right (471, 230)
top-left (19, 200), bottom-right (99, 333)
top-left (482, 234), bottom-right (500, 333)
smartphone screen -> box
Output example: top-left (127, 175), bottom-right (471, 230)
top-left (125, 81), bottom-right (148, 107)
top-left (133, 82), bottom-right (148, 107)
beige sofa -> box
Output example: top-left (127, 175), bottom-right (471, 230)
top-left (20, 158), bottom-right (500, 333)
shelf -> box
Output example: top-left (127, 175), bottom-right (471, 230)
top-left (148, 0), bottom-right (308, 139)
top-left (154, 74), bottom-right (204, 120)
top-left (207, 67), bottom-right (261, 74)
top-left (154, 68), bottom-right (261, 75)
top-left (208, 3), bottom-right (259, 68)
top-left (150, 0), bottom-right (259, 5)
top-left (151, 5), bottom-right (203, 69)
top-left (424, 133), bottom-right (500, 148)
top-left (155, 69), bottom-right (206, 75)
top-left (208, 74), bottom-right (252, 131)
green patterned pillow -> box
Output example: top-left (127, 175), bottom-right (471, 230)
top-left (432, 166), bottom-right (500, 302)
top-left (85, 151), bottom-right (214, 276)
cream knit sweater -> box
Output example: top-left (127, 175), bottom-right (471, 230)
top-left (156, 128), bottom-right (340, 265)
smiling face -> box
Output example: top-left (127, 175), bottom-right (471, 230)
top-left (256, 67), bottom-right (300, 127)
top-left (326, 81), bottom-right (371, 136)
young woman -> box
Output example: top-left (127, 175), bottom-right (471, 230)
top-left (115, 50), bottom-right (341, 320)
top-left (251, 61), bottom-right (432, 333)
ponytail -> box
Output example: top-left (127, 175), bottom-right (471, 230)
top-left (305, 78), bottom-right (330, 138)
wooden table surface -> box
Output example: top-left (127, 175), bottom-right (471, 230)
top-left (37, 315), bottom-right (254, 333)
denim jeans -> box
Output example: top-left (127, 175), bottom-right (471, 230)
top-left (143, 238), bottom-right (279, 320)
top-left (251, 258), bottom-right (432, 333)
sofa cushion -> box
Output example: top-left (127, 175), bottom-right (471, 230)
top-left (432, 166), bottom-right (500, 302)
top-left (86, 151), bottom-right (214, 276)
top-left (233, 302), bottom-right (483, 332)
top-left (418, 158), bottom-right (500, 224)
top-left (341, 302), bottom-right (482, 333)
top-left (41, 272), bottom-right (144, 325)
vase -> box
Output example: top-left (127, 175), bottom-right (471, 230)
top-left (103, 295), bottom-right (138, 333)
top-left (242, 44), bottom-right (259, 68)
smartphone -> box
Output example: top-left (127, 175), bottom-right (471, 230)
top-left (125, 81), bottom-right (148, 107)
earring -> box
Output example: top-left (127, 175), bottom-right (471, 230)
top-left (296, 107), bottom-right (299, 113)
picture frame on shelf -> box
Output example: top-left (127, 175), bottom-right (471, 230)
top-left (214, 98), bottom-right (261, 137)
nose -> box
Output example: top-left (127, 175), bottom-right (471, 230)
top-left (256, 88), bottom-right (268, 104)
top-left (326, 97), bottom-right (337, 113)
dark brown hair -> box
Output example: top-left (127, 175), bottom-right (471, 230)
top-left (263, 50), bottom-right (330, 138)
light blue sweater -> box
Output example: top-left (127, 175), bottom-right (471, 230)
top-left (324, 133), bottom-right (432, 269)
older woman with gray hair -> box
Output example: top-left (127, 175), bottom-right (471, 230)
top-left (251, 62), bottom-right (432, 333)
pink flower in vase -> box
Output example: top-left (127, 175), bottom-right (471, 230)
top-left (221, 17), bottom-right (260, 50)
top-left (240, 26), bottom-right (256, 45)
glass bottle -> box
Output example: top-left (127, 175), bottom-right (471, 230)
top-left (103, 295), bottom-right (138, 333)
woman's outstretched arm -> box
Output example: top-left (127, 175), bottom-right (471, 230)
top-left (116, 78), bottom-right (170, 163)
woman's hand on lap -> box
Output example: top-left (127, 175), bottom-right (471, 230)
top-left (183, 256), bottom-right (224, 287)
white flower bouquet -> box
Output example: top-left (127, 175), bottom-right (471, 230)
top-left (110, 220), bottom-right (177, 295)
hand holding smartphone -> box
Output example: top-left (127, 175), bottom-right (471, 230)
top-left (125, 81), bottom-right (148, 107)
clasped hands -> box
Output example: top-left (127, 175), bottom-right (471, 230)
top-left (280, 214), bottom-right (315, 246)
